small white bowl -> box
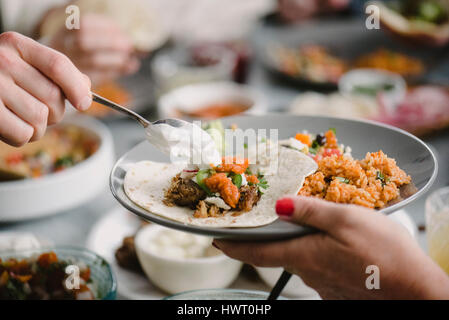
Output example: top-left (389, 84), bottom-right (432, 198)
top-left (157, 81), bottom-right (267, 119)
top-left (0, 115), bottom-right (114, 222)
top-left (135, 224), bottom-right (243, 294)
top-left (338, 68), bottom-right (406, 115)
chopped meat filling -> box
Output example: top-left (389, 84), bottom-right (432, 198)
top-left (237, 185), bottom-right (260, 212)
top-left (164, 174), bottom-right (207, 209)
top-left (115, 236), bottom-right (142, 273)
top-left (194, 200), bottom-right (224, 218)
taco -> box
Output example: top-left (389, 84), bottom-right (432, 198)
top-left (372, 0), bottom-right (449, 45)
top-left (124, 146), bottom-right (317, 228)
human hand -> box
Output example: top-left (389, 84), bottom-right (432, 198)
top-left (0, 32), bottom-right (91, 146)
top-left (215, 196), bottom-right (449, 299)
top-left (48, 13), bottom-right (140, 85)
top-left (278, 0), bottom-right (350, 22)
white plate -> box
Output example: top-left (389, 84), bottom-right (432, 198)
top-left (87, 207), bottom-right (416, 299)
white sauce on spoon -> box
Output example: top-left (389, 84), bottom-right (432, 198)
top-left (145, 120), bottom-right (221, 166)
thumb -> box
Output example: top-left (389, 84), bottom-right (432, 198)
top-left (275, 196), bottom-right (360, 235)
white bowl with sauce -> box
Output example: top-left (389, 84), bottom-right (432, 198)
top-left (157, 81), bottom-right (267, 120)
top-left (0, 115), bottom-right (114, 222)
top-left (134, 224), bottom-right (243, 294)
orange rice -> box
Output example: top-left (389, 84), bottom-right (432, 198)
top-left (299, 150), bottom-right (411, 209)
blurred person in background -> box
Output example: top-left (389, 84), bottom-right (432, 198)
top-left (0, 0), bottom-right (162, 85)
top-left (277, 0), bottom-right (449, 47)
top-left (278, 0), bottom-right (351, 22)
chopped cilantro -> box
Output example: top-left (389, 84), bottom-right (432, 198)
top-left (256, 175), bottom-right (269, 194)
top-left (376, 171), bottom-right (387, 187)
top-left (232, 173), bottom-right (243, 188)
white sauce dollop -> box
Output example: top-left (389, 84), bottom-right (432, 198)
top-left (145, 121), bottom-right (221, 166)
top-left (0, 233), bottom-right (43, 252)
top-left (204, 197), bottom-right (231, 210)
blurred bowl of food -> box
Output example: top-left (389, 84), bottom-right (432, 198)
top-left (164, 288), bottom-right (287, 300)
top-left (0, 115), bottom-right (114, 222)
top-left (289, 91), bottom-right (379, 119)
top-left (158, 81), bottom-right (266, 120)
top-left (134, 224), bottom-right (243, 294)
top-left (339, 68), bottom-right (407, 115)
top-left (0, 246), bottom-right (116, 300)
top-left (152, 45), bottom-right (236, 95)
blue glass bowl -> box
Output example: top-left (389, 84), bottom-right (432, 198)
top-left (0, 246), bottom-right (117, 300)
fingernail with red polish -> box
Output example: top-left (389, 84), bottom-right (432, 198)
top-left (276, 198), bottom-right (294, 217)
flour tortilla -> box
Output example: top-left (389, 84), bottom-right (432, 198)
top-left (124, 147), bottom-right (317, 228)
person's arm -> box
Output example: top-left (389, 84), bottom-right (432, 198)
top-left (278, 0), bottom-right (350, 22)
top-left (40, 10), bottom-right (139, 85)
top-left (215, 196), bottom-right (449, 299)
top-left (0, 32), bottom-right (91, 146)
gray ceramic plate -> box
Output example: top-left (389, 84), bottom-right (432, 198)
top-left (110, 114), bottom-right (437, 241)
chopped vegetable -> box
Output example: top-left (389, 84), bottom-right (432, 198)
top-left (0, 252), bottom-right (94, 300)
top-left (232, 173), bottom-right (243, 188)
top-left (196, 169), bottom-right (213, 195)
top-left (205, 173), bottom-right (240, 208)
top-left (335, 176), bottom-right (350, 184)
top-left (256, 175), bottom-right (269, 194)
top-left (295, 133), bottom-right (312, 146)
top-left (376, 170), bottom-right (388, 187)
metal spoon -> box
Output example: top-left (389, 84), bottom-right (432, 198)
top-left (91, 92), bottom-right (187, 129)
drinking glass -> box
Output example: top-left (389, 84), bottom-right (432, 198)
top-left (426, 187), bottom-right (449, 275)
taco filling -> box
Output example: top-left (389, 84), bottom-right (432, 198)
top-left (164, 156), bottom-right (267, 218)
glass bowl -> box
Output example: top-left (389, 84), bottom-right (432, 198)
top-left (163, 289), bottom-right (287, 300)
top-left (0, 246), bottom-right (117, 300)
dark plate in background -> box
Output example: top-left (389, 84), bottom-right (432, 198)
top-left (254, 18), bottom-right (448, 89)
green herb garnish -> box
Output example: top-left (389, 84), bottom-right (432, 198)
top-left (54, 155), bottom-right (74, 168)
top-left (376, 171), bottom-right (387, 187)
top-left (335, 177), bottom-right (350, 184)
top-left (329, 128), bottom-right (336, 134)
top-left (232, 173), bottom-right (243, 188)
top-left (352, 83), bottom-right (395, 96)
top-left (309, 140), bottom-right (320, 155)
top-left (256, 175), bottom-right (269, 194)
